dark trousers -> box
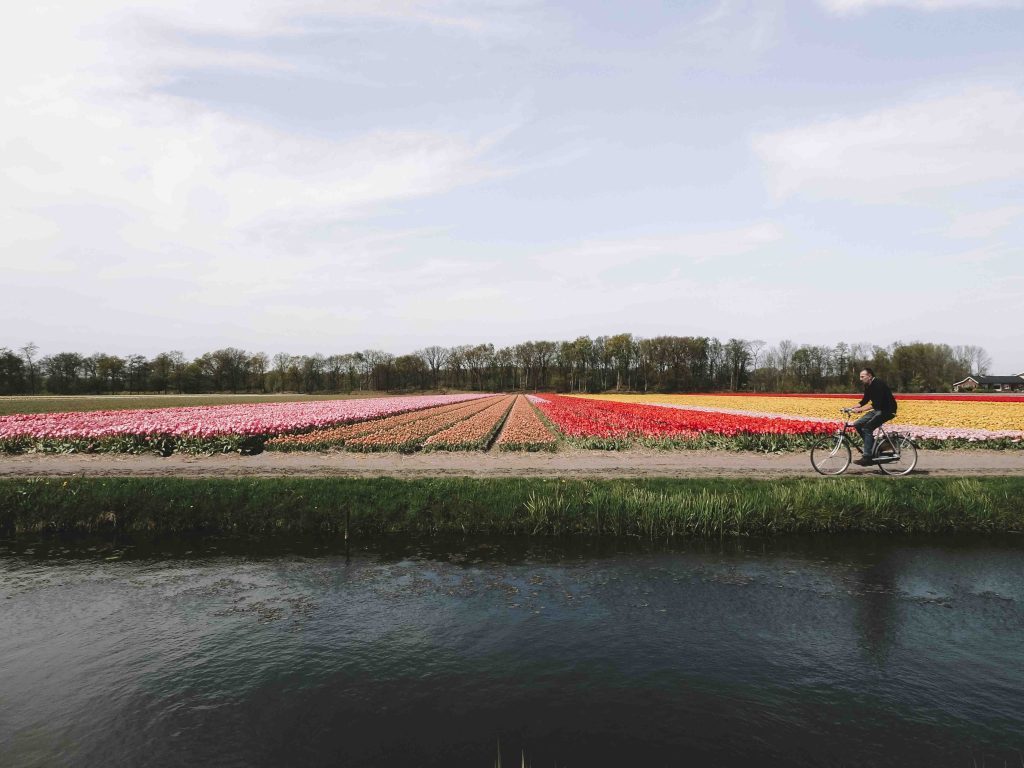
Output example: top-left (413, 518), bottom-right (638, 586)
top-left (854, 410), bottom-right (895, 458)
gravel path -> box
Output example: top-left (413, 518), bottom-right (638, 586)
top-left (1, 448), bottom-right (1022, 478)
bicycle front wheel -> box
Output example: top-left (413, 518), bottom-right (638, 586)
top-left (877, 435), bottom-right (918, 476)
top-left (811, 434), bottom-right (851, 475)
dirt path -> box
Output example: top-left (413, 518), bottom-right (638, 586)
top-left (1, 449), bottom-right (1022, 479)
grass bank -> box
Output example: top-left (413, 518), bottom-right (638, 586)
top-left (1, 477), bottom-right (1023, 539)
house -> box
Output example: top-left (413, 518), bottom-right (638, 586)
top-left (952, 374), bottom-right (1024, 393)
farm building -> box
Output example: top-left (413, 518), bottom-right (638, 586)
top-left (952, 374), bottom-right (1024, 393)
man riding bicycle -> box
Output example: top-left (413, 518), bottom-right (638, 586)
top-left (848, 368), bottom-right (897, 466)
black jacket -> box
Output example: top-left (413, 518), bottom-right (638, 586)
top-left (859, 378), bottom-right (897, 414)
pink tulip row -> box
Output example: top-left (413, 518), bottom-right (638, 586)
top-left (0, 394), bottom-right (490, 442)
top-left (874, 425), bottom-right (1024, 442)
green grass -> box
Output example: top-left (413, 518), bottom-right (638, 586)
top-left (2, 476), bottom-right (1023, 538)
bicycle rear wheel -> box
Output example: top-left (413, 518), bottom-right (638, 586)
top-left (876, 435), bottom-right (918, 476)
top-left (810, 434), bottom-right (851, 475)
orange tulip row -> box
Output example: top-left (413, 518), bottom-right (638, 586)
top-left (266, 395), bottom-right (505, 450)
top-left (424, 395), bottom-right (517, 450)
top-left (495, 396), bottom-right (557, 451)
top-left (346, 395), bottom-right (509, 452)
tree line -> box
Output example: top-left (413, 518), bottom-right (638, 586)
top-left (0, 337), bottom-right (993, 396)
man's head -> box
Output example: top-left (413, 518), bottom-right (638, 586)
top-left (859, 368), bottom-right (875, 385)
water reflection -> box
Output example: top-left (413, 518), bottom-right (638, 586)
top-left (851, 551), bottom-right (901, 662)
top-left (1, 534), bottom-right (1022, 767)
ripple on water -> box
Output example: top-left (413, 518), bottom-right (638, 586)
top-left (0, 534), bottom-right (1022, 768)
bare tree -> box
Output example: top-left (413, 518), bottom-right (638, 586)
top-left (168, 351), bottom-right (187, 393)
top-left (463, 344), bottom-right (494, 390)
top-left (19, 342), bottom-right (38, 395)
top-left (745, 339), bottom-right (766, 371)
top-left (512, 342), bottom-right (537, 390)
top-left (417, 346), bottom-right (449, 388)
top-left (125, 354), bottom-right (149, 393)
top-left (272, 352), bottom-right (292, 392)
top-left (248, 352), bottom-right (269, 392)
top-left (446, 345), bottom-right (471, 389)
top-left (968, 345), bottom-right (992, 376)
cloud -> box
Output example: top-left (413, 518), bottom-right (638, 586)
top-left (0, 0), bottom-right (550, 360)
top-left (532, 223), bottom-right (784, 282)
top-left (2, 1), bottom-right (541, 107)
top-left (752, 86), bottom-right (1024, 202)
top-left (938, 244), bottom-right (1022, 265)
top-left (942, 204), bottom-right (1024, 239)
top-left (818, 0), bottom-right (1024, 13)
top-left (1, 86), bottom-right (509, 247)
top-left (0, 1), bottom-right (529, 277)
top-left (676, 1), bottom-right (782, 58)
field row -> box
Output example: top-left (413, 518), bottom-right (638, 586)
top-left (1, 391), bottom-right (1021, 455)
top-left (531, 395), bottom-right (834, 450)
top-left (0, 394), bottom-right (492, 454)
top-left (694, 392), bottom-right (1024, 403)
top-left (579, 394), bottom-right (1024, 441)
top-left (0, 393), bottom-right (562, 454)
top-left (266, 394), bottom-right (557, 453)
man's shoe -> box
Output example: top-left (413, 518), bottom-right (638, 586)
top-left (853, 457), bottom-right (874, 466)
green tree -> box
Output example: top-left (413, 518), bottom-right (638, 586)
top-left (0, 347), bottom-right (27, 394)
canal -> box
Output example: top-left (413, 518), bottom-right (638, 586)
top-left (1, 534), bottom-right (1022, 766)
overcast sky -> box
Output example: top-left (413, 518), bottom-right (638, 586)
top-left (2, 0), bottom-right (1022, 372)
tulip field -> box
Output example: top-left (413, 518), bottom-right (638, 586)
top-left (531, 394), bottom-right (836, 450)
top-left (1, 390), bottom-right (1021, 455)
top-left (573, 393), bottom-right (1024, 448)
top-left (495, 395), bottom-right (559, 451)
top-left (0, 394), bottom-right (491, 454)
top-left (267, 394), bottom-right (555, 453)
top-left (423, 396), bottom-right (516, 451)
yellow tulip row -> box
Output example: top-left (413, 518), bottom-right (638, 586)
top-left (577, 394), bottom-right (1024, 431)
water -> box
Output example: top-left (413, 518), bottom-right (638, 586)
top-left (1, 534), bottom-right (1022, 767)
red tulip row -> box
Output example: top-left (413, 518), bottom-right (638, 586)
top-left (424, 395), bottom-right (517, 450)
top-left (533, 394), bottom-right (834, 447)
top-left (494, 396), bottom-right (558, 451)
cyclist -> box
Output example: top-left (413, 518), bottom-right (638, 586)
top-left (848, 368), bottom-right (897, 466)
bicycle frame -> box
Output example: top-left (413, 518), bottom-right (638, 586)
top-left (812, 410), bottom-right (917, 476)
top-left (833, 412), bottom-right (899, 461)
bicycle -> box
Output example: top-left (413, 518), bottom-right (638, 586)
top-left (810, 408), bottom-right (918, 476)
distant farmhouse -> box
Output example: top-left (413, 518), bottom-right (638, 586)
top-left (952, 373), bottom-right (1024, 393)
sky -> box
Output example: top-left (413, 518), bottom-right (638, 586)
top-left (2, 0), bottom-right (1023, 372)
